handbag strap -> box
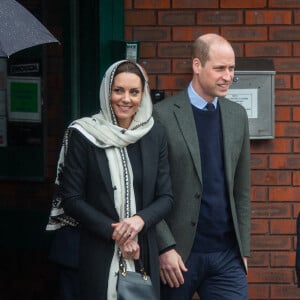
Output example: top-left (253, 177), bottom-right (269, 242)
top-left (118, 254), bottom-right (148, 280)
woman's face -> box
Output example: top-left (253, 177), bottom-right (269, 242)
top-left (111, 72), bottom-right (143, 129)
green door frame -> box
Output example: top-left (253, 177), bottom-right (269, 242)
top-left (63, 0), bottom-right (124, 125)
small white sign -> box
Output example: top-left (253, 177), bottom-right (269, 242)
top-left (227, 88), bottom-right (258, 119)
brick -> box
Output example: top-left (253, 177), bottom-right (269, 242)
top-left (293, 75), bottom-right (300, 89)
top-left (251, 236), bottom-right (292, 251)
top-left (276, 123), bottom-right (300, 138)
top-left (271, 285), bottom-right (300, 299)
top-left (275, 74), bottom-right (291, 89)
top-left (276, 107), bottom-right (292, 122)
top-left (251, 187), bottom-right (268, 201)
top-left (133, 27), bottom-right (171, 41)
top-left (158, 11), bottom-right (196, 25)
top-left (293, 203), bottom-right (300, 217)
top-left (248, 251), bottom-right (269, 267)
top-left (125, 11), bottom-right (156, 25)
top-left (269, 187), bottom-right (300, 201)
top-left (252, 219), bottom-right (269, 234)
top-left (270, 26), bottom-right (300, 40)
top-left (293, 171), bottom-right (300, 185)
top-left (293, 107), bottom-right (300, 121)
top-left (138, 59), bottom-right (171, 74)
top-left (221, 0), bottom-right (267, 8)
top-left (275, 57), bottom-right (300, 72)
top-left (139, 42), bottom-right (157, 58)
top-left (221, 26), bottom-right (267, 41)
top-left (246, 10), bottom-right (292, 24)
top-left (248, 268), bottom-right (293, 283)
top-left (295, 10), bottom-right (300, 24)
top-left (157, 74), bottom-right (190, 90)
top-left (251, 203), bottom-right (292, 218)
top-left (251, 139), bottom-right (292, 153)
top-left (275, 90), bottom-right (300, 106)
top-left (290, 139), bottom-right (300, 157)
top-left (124, 26), bottom-right (133, 40)
top-left (249, 284), bottom-right (269, 299)
top-left (173, 0), bottom-right (218, 9)
top-left (197, 10), bottom-right (243, 25)
top-left (147, 74), bottom-right (157, 89)
top-left (133, 0), bottom-right (170, 9)
top-left (232, 43), bottom-right (244, 57)
top-left (270, 220), bottom-right (296, 234)
top-left (293, 42), bottom-right (300, 56)
top-left (172, 59), bottom-right (192, 74)
top-left (158, 42), bottom-right (192, 57)
top-left (251, 154), bottom-right (268, 169)
top-left (271, 251), bottom-right (296, 267)
top-left (172, 26), bottom-right (218, 42)
top-left (245, 42), bottom-right (291, 57)
top-left (251, 170), bottom-right (291, 185)
top-left (270, 155), bottom-right (300, 169)
top-left (270, 0), bottom-right (300, 8)
top-left (124, 0), bottom-right (132, 9)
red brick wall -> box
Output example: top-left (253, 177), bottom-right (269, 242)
top-left (124, 0), bottom-right (300, 299)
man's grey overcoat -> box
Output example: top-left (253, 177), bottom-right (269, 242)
top-left (154, 89), bottom-right (251, 263)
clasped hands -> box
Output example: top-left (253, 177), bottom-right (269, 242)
top-left (112, 215), bottom-right (144, 260)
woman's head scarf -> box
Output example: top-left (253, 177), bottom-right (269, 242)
top-left (70, 59), bottom-right (154, 148)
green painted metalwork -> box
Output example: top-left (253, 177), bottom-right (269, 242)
top-left (64, 0), bottom-right (124, 123)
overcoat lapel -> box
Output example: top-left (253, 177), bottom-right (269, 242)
top-left (139, 135), bottom-right (154, 208)
top-left (94, 149), bottom-right (117, 214)
top-left (173, 93), bottom-right (202, 184)
top-left (219, 99), bottom-right (236, 187)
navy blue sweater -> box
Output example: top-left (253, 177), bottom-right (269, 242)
top-left (191, 104), bottom-right (235, 253)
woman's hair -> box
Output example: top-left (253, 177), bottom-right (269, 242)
top-left (113, 60), bottom-right (145, 90)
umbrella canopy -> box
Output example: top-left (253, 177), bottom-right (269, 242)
top-left (0, 0), bottom-right (59, 57)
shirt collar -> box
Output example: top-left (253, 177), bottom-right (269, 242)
top-left (187, 82), bottom-right (218, 110)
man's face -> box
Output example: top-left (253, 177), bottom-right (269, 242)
top-left (193, 43), bottom-right (235, 101)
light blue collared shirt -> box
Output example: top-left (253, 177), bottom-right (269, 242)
top-left (187, 82), bottom-right (218, 110)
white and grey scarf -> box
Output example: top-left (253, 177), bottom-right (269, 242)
top-left (46, 60), bottom-right (154, 298)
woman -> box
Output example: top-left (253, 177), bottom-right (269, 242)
top-left (59, 60), bottom-right (173, 299)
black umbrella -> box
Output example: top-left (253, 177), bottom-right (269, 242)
top-left (0, 0), bottom-right (59, 57)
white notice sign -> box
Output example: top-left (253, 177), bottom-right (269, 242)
top-left (227, 88), bottom-right (258, 119)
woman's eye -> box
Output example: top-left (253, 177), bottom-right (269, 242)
top-left (131, 89), bottom-right (140, 96)
top-left (113, 88), bottom-right (122, 94)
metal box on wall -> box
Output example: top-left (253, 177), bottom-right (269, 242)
top-left (227, 58), bottom-right (275, 139)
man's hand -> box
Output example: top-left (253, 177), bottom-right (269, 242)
top-left (159, 249), bottom-right (188, 288)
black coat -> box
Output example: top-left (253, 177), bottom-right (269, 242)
top-left (61, 122), bottom-right (173, 300)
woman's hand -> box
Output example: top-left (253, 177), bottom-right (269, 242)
top-left (111, 215), bottom-right (144, 246)
top-left (119, 239), bottom-right (140, 260)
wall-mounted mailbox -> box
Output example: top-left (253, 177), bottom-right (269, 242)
top-left (227, 58), bottom-right (275, 139)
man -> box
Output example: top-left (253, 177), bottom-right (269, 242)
top-left (154, 33), bottom-right (251, 300)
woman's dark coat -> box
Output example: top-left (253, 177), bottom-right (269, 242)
top-left (61, 122), bottom-right (173, 300)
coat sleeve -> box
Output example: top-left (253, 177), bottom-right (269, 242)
top-left (136, 124), bottom-right (174, 232)
top-left (232, 105), bottom-right (251, 257)
top-left (61, 129), bottom-right (115, 241)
